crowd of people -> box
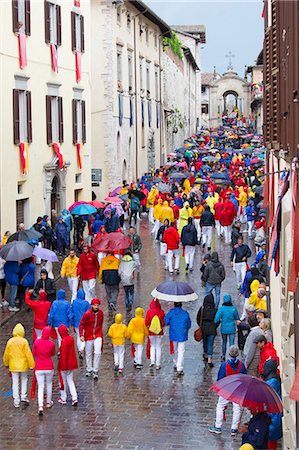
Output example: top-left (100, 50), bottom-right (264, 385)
top-left (1, 125), bottom-right (282, 448)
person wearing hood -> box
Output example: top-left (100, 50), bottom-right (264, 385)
top-left (204, 189), bottom-right (218, 215)
top-left (209, 345), bottom-right (246, 436)
top-left (200, 205), bottom-right (215, 251)
top-left (202, 251), bottom-right (226, 308)
top-left (61, 208), bottom-right (73, 246)
top-left (128, 226), bottom-right (142, 272)
top-left (197, 294), bottom-right (217, 367)
top-left (214, 198), bottom-right (224, 238)
top-left (245, 200), bottom-right (256, 238)
top-left (145, 299), bottom-right (165, 369)
top-left (60, 248), bottom-right (79, 302)
top-left (214, 294), bottom-right (240, 361)
top-left (164, 302), bottom-right (191, 376)
top-left (243, 316), bottom-right (264, 376)
top-left (147, 186), bottom-right (158, 224)
top-left (127, 307), bottom-right (148, 369)
top-left (231, 236), bottom-right (251, 289)
top-left (240, 267), bottom-right (264, 320)
top-left (108, 313), bottom-right (128, 373)
top-left (236, 186), bottom-right (248, 219)
top-left (77, 244), bottom-right (99, 303)
top-left (4, 260), bottom-right (20, 312)
top-left (181, 217), bottom-right (198, 272)
top-left (57, 325), bottom-right (78, 406)
top-left (178, 202), bottom-right (192, 235)
top-left (192, 199), bottom-right (205, 242)
top-left (34, 268), bottom-right (56, 302)
top-left (25, 289), bottom-right (51, 339)
top-left (55, 217), bottom-right (69, 255)
top-left (220, 197), bottom-right (237, 244)
top-left (32, 326), bottom-right (56, 415)
top-left (118, 250), bottom-right (137, 312)
top-left (91, 214), bottom-right (104, 237)
top-left (79, 298), bottom-right (103, 379)
top-left (71, 288), bottom-right (90, 356)
top-left (3, 323), bottom-right (35, 408)
top-left (105, 208), bottom-right (120, 234)
top-left (241, 410), bottom-right (271, 450)
top-left (151, 199), bottom-right (163, 238)
top-left (162, 222), bottom-right (180, 275)
top-left (17, 257), bottom-right (35, 306)
top-left (48, 289), bottom-right (73, 346)
top-left (262, 360), bottom-right (282, 449)
top-left (249, 287), bottom-right (267, 310)
top-left (257, 336), bottom-right (279, 376)
top-left (159, 200), bottom-right (174, 224)
top-left (129, 193), bottom-right (140, 226)
top-left (99, 252), bottom-right (120, 311)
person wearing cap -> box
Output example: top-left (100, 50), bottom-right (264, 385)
top-left (214, 294), bottom-right (240, 361)
top-left (209, 345), bottom-right (246, 437)
top-left (107, 313), bottom-right (127, 374)
top-left (48, 289), bottom-right (73, 347)
top-left (127, 307), bottom-right (148, 369)
top-left (79, 298), bottom-right (103, 379)
top-left (25, 289), bottom-right (52, 339)
top-left (77, 244), bottom-right (99, 304)
top-left (57, 325), bottom-right (78, 406)
top-left (34, 268), bottom-right (56, 302)
top-left (255, 308), bottom-right (268, 323)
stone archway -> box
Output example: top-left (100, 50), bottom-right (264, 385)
top-left (44, 157), bottom-right (70, 216)
top-left (223, 90), bottom-right (238, 114)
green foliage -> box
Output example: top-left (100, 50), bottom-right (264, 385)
top-left (163, 32), bottom-right (184, 60)
top-left (167, 108), bottom-right (184, 133)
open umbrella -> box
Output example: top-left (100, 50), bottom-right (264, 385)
top-left (32, 247), bottom-right (59, 262)
top-left (202, 156), bottom-right (219, 163)
top-left (109, 186), bottom-right (122, 197)
top-left (71, 204), bottom-right (97, 216)
top-left (104, 196), bottom-right (123, 203)
top-left (8, 229), bottom-right (42, 243)
top-left (92, 232), bottom-right (132, 253)
top-left (157, 182), bottom-right (171, 193)
top-left (195, 178), bottom-right (209, 185)
top-left (151, 281), bottom-right (198, 302)
top-left (128, 190), bottom-right (146, 201)
top-left (89, 200), bottom-right (105, 209)
top-left (169, 172), bottom-right (187, 179)
top-left (0, 241), bottom-right (33, 261)
top-left (69, 201), bottom-right (88, 212)
top-left (201, 165), bottom-right (211, 172)
top-left (210, 172), bottom-right (230, 180)
top-left (211, 374), bottom-right (283, 413)
top-left (175, 147), bottom-right (186, 154)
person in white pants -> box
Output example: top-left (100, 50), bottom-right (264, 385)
top-left (60, 249), bottom-right (80, 303)
top-left (108, 313), bottom-right (127, 373)
top-left (209, 346), bottom-right (246, 436)
top-left (194, 218), bottom-right (202, 241)
top-left (57, 324), bottom-right (78, 406)
top-left (181, 217), bottom-right (198, 272)
top-left (231, 236), bottom-right (251, 289)
top-left (71, 288), bottom-right (90, 356)
top-left (167, 249), bottom-right (180, 274)
top-left (3, 323), bottom-right (35, 408)
top-left (235, 261), bottom-right (247, 287)
top-left (201, 226), bottom-right (213, 249)
top-left (77, 244), bottom-right (99, 304)
top-left (149, 336), bottom-right (163, 368)
top-left (223, 225), bottom-right (232, 244)
top-left (85, 338), bottom-right (102, 376)
top-left (145, 299), bottom-right (165, 369)
top-left (82, 279), bottom-right (97, 304)
top-left (127, 307), bottom-right (147, 369)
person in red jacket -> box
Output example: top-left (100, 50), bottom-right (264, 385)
top-left (214, 198), bottom-right (224, 238)
top-left (57, 325), bottom-right (78, 406)
top-left (220, 197), bottom-right (237, 244)
top-left (257, 336), bottom-right (279, 375)
top-left (77, 244), bottom-right (99, 303)
top-left (162, 223), bottom-right (180, 275)
top-left (32, 326), bottom-right (56, 416)
top-left (79, 298), bottom-right (103, 379)
top-left (145, 299), bottom-right (165, 370)
top-left (25, 290), bottom-right (51, 339)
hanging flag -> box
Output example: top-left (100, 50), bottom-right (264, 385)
top-left (77, 143), bottom-right (82, 169)
top-left (156, 102), bottom-right (160, 128)
top-left (119, 94), bottom-right (124, 126)
top-left (19, 142), bottom-right (29, 174)
top-left (141, 100), bottom-right (145, 126)
top-left (268, 151), bottom-right (275, 225)
top-left (288, 161), bottom-right (299, 292)
top-left (52, 142), bottom-right (64, 170)
top-left (263, 151), bottom-right (269, 208)
top-left (74, 0), bottom-right (80, 5)
top-left (18, 32), bottom-right (27, 69)
top-left (75, 52), bottom-right (82, 82)
top-left (261, 0), bottom-right (265, 18)
top-left (50, 43), bottom-right (58, 73)
top-left (148, 100), bottom-right (152, 128)
top-left (129, 97), bottom-right (134, 126)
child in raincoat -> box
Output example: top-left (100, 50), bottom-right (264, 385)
top-left (126, 307), bottom-right (148, 369)
top-left (3, 323), bottom-right (35, 407)
top-left (108, 313), bottom-right (127, 373)
top-left (57, 324), bottom-right (78, 406)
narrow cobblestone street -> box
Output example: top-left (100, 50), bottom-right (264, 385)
top-left (0, 219), bottom-right (253, 450)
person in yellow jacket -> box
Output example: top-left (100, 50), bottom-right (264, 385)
top-left (108, 313), bottom-right (127, 374)
top-left (60, 249), bottom-right (79, 302)
top-left (178, 202), bottom-right (193, 235)
top-left (159, 201), bottom-right (174, 224)
top-left (151, 198), bottom-right (163, 237)
top-left (249, 286), bottom-right (267, 311)
top-left (3, 323), bottom-right (35, 408)
top-left (248, 279), bottom-right (261, 308)
top-left (147, 186), bottom-right (158, 225)
top-left (205, 190), bottom-right (219, 215)
top-left (192, 200), bottom-right (205, 242)
top-left (236, 186), bottom-right (248, 218)
top-left (183, 178), bottom-right (191, 194)
top-left (126, 307), bottom-right (148, 369)
top-left (99, 253), bottom-right (120, 311)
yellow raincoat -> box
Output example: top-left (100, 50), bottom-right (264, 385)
top-left (146, 187), bottom-right (158, 209)
top-left (159, 201), bottom-right (174, 223)
top-left (126, 308), bottom-right (148, 344)
top-left (237, 186), bottom-right (248, 207)
top-left (248, 280), bottom-right (260, 306)
top-left (183, 178), bottom-right (191, 194)
top-left (178, 202), bottom-right (193, 234)
top-left (205, 193), bottom-right (218, 215)
top-left (153, 199), bottom-right (163, 221)
top-left (3, 323), bottom-right (35, 372)
top-left (60, 255), bottom-right (79, 278)
top-left (108, 314), bottom-right (127, 346)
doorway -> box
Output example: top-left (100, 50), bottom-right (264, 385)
top-left (223, 90), bottom-right (238, 115)
top-left (51, 176), bottom-right (60, 212)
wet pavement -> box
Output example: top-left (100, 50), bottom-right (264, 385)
top-left (0, 218), bottom-right (255, 450)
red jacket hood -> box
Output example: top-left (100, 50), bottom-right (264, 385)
top-left (58, 324), bottom-right (69, 338)
top-left (42, 326), bottom-right (52, 339)
top-left (150, 299), bottom-right (162, 310)
top-left (39, 291), bottom-right (48, 301)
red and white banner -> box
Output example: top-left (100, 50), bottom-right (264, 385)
top-left (75, 51), bottom-right (82, 83)
top-left (77, 143), bottom-right (82, 169)
top-left (288, 160), bottom-right (299, 292)
top-left (50, 43), bottom-right (58, 73)
top-left (19, 142), bottom-right (29, 174)
top-left (18, 32), bottom-right (27, 69)
top-left (74, 0), bottom-right (80, 6)
top-left (53, 142), bottom-right (64, 170)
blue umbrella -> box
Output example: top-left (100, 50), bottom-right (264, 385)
top-left (151, 281), bottom-right (198, 302)
top-left (71, 204), bottom-right (97, 215)
top-left (210, 172), bottom-right (230, 180)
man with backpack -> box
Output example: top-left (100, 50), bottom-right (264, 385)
top-left (145, 299), bottom-right (165, 370)
top-left (209, 346), bottom-right (247, 437)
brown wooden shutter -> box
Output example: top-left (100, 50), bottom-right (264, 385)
top-left (56, 4), bottom-right (61, 46)
top-left (58, 96), bottom-right (64, 143)
top-left (82, 100), bottom-right (86, 143)
top-left (46, 95), bottom-right (52, 144)
top-left (80, 15), bottom-right (85, 53)
top-left (13, 89), bottom-right (20, 145)
top-left (44, 1), bottom-right (51, 44)
top-left (25, 0), bottom-right (31, 36)
top-left (71, 11), bottom-right (76, 51)
top-left (26, 91), bottom-right (32, 143)
top-left (12, 0), bottom-right (19, 33)
top-left (72, 99), bottom-right (78, 144)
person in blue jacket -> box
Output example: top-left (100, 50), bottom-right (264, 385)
top-left (242, 411), bottom-right (271, 449)
top-left (262, 359), bottom-right (283, 448)
top-left (55, 218), bottom-right (69, 256)
top-left (4, 261), bottom-right (20, 312)
top-left (129, 193), bottom-right (140, 226)
top-left (91, 214), bottom-right (104, 237)
top-left (71, 288), bottom-right (90, 358)
top-left (48, 289), bottom-right (73, 346)
top-left (246, 200), bottom-right (256, 238)
top-left (164, 302), bottom-right (191, 376)
top-left (18, 257), bottom-right (35, 306)
top-left (61, 208), bottom-right (73, 247)
top-left (214, 294), bottom-right (240, 361)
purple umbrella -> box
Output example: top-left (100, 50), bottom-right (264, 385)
top-left (104, 203), bottom-right (124, 217)
top-left (151, 281), bottom-right (198, 302)
top-left (32, 247), bottom-right (59, 262)
top-left (110, 186), bottom-right (122, 197)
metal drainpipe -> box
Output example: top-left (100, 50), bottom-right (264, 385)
top-left (133, 16), bottom-right (138, 179)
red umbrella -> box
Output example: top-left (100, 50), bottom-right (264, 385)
top-left (89, 200), bottom-right (105, 209)
top-left (104, 196), bottom-right (123, 203)
top-left (69, 201), bottom-right (88, 212)
top-left (211, 374), bottom-right (283, 413)
top-left (92, 232), bottom-right (132, 253)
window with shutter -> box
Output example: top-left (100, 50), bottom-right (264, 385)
top-left (58, 96), bottom-right (63, 143)
top-left (44, 1), bottom-right (51, 43)
top-left (80, 15), bottom-right (84, 53)
top-left (12, 0), bottom-right (19, 33)
top-left (46, 95), bottom-right (52, 144)
top-left (13, 89), bottom-right (20, 145)
top-left (71, 11), bottom-right (76, 52)
top-left (25, 0), bottom-right (30, 35)
top-left (26, 91), bottom-right (32, 143)
top-left (82, 100), bottom-right (86, 143)
top-left (72, 99), bottom-right (78, 144)
top-left (56, 4), bottom-right (61, 46)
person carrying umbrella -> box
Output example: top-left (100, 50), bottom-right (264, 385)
top-left (60, 249), bottom-right (79, 302)
top-left (77, 244), bottom-right (99, 303)
top-left (4, 260), bottom-right (20, 312)
top-left (99, 252), bottom-right (121, 311)
top-left (209, 345), bottom-right (246, 436)
top-left (162, 222), bottom-right (180, 275)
